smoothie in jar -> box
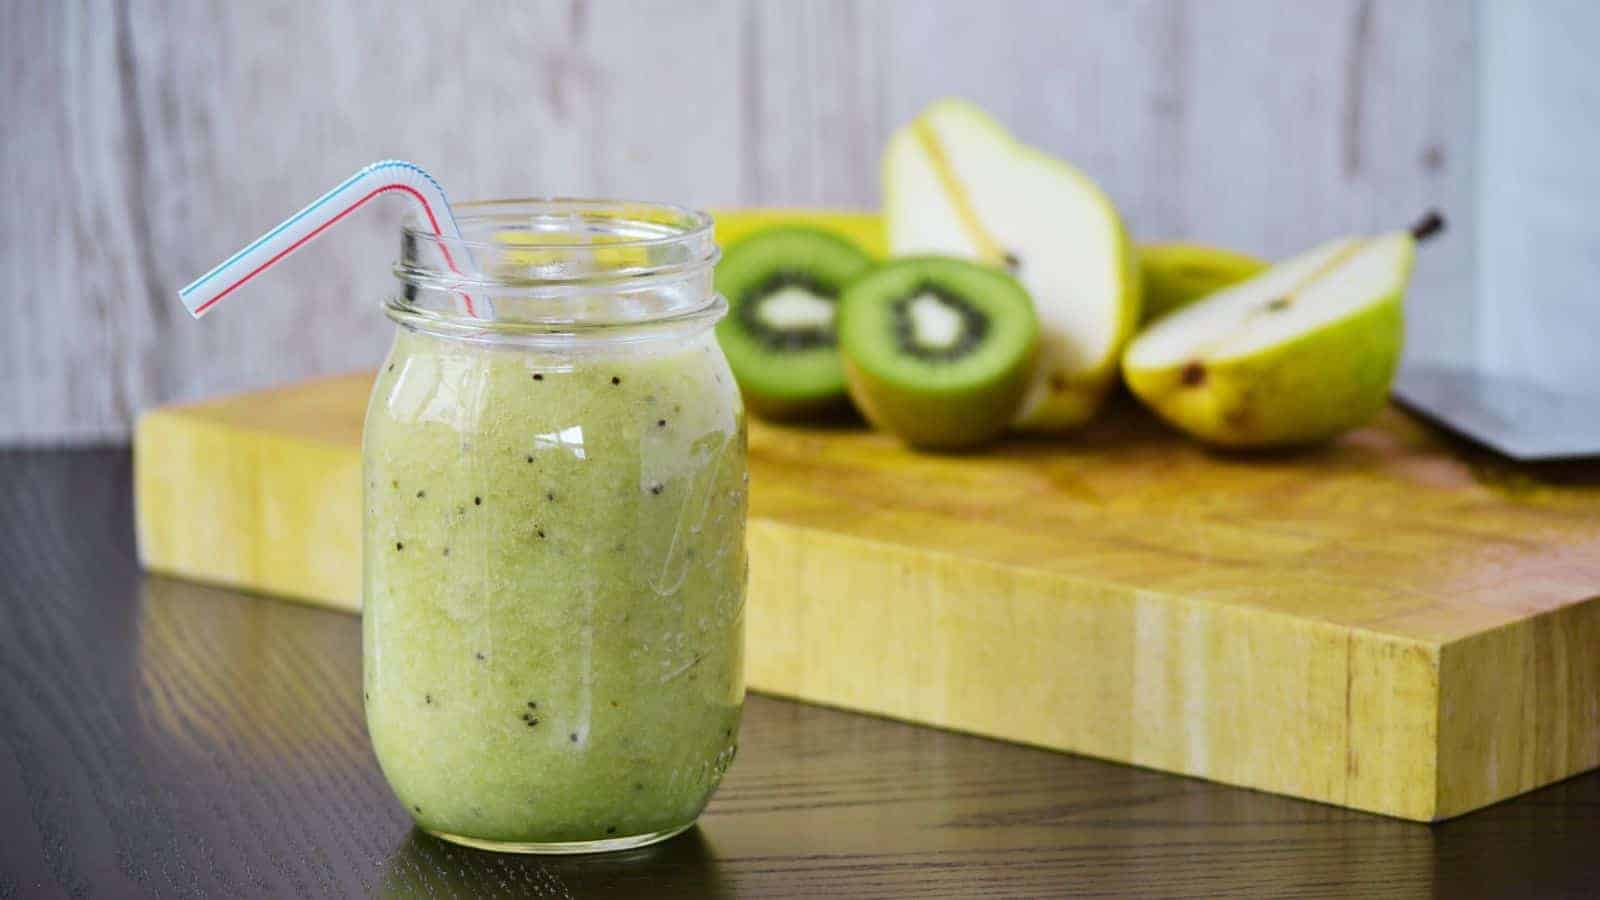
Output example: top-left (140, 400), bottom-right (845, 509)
top-left (362, 201), bottom-right (746, 853)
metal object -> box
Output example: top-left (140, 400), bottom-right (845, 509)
top-left (1394, 365), bottom-right (1600, 461)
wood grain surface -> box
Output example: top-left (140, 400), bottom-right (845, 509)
top-left (6, 447), bottom-right (1600, 897)
top-left (133, 369), bottom-right (1600, 820)
top-left (2, 0), bottom-right (1475, 442)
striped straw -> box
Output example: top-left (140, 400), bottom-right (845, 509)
top-left (178, 160), bottom-right (475, 318)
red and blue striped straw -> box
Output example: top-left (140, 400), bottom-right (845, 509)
top-left (178, 160), bottom-right (475, 318)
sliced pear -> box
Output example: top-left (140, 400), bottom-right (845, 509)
top-left (1138, 242), bottom-right (1269, 323)
top-left (712, 208), bottom-right (887, 258)
top-left (1123, 230), bottom-right (1419, 448)
top-left (884, 99), bottom-right (1140, 432)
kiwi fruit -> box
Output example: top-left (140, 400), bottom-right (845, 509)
top-left (838, 256), bottom-right (1038, 449)
top-left (714, 226), bottom-right (873, 419)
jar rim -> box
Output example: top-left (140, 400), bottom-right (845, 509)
top-left (401, 197), bottom-right (716, 255)
top-left (392, 197), bottom-right (722, 335)
top-left (395, 197), bottom-right (719, 294)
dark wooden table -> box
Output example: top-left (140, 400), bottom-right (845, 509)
top-left (3, 448), bottom-right (1597, 898)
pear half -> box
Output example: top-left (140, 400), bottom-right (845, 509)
top-left (884, 99), bottom-right (1140, 432)
top-left (1123, 231), bottom-right (1417, 448)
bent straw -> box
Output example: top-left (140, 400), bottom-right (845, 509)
top-left (178, 160), bottom-right (475, 318)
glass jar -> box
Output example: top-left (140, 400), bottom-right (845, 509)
top-left (361, 200), bottom-right (746, 854)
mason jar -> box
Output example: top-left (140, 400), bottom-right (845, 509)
top-left (361, 200), bottom-right (746, 854)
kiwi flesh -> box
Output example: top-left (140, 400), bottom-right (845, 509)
top-left (714, 226), bottom-right (873, 419)
top-left (838, 256), bottom-right (1038, 449)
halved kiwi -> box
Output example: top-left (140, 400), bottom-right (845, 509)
top-left (838, 256), bottom-right (1038, 449)
top-left (714, 226), bottom-right (873, 419)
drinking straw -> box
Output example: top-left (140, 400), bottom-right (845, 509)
top-left (177, 160), bottom-right (475, 318)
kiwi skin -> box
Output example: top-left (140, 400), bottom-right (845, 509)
top-left (838, 257), bottom-right (1038, 451)
top-left (842, 349), bottom-right (1035, 450)
top-left (714, 226), bottom-right (873, 421)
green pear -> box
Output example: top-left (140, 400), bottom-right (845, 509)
top-left (1138, 242), bottom-right (1269, 323)
top-left (883, 98), bottom-right (1141, 432)
top-left (1122, 228), bottom-right (1422, 448)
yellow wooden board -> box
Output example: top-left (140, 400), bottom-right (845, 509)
top-left (134, 370), bottom-right (1600, 822)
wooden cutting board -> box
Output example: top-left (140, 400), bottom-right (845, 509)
top-left (134, 372), bottom-right (1600, 822)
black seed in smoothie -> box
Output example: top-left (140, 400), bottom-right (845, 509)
top-left (526, 455), bottom-right (533, 463)
top-left (606, 826), bottom-right (617, 835)
top-left (532, 373), bottom-right (543, 381)
top-left (475, 652), bottom-right (485, 661)
top-left (388, 364), bottom-right (394, 372)
top-left (441, 547), bottom-right (449, 557)
top-left (546, 491), bottom-right (555, 502)
top-left (527, 701), bottom-right (537, 709)
top-left (611, 376), bottom-right (621, 385)
top-left (657, 419), bottom-right (667, 427)
top-left (569, 732), bottom-right (579, 743)
top-left (536, 528), bottom-right (546, 539)
top-left (634, 782), bottom-right (644, 791)
top-left (649, 482), bottom-right (663, 495)
top-left (395, 542), bottom-right (404, 551)
top-left (424, 693), bottom-right (432, 704)
top-left (474, 496), bottom-right (482, 505)
top-left (414, 805), bottom-right (421, 813)
top-left (416, 489), bottom-right (425, 499)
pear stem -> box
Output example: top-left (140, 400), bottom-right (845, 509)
top-left (1409, 210), bottom-right (1446, 243)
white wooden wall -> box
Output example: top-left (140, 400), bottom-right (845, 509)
top-left (2, 0), bottom-right (1476, 443)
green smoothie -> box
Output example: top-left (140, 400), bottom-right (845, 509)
top-left (362, 325), bottom-right (746, 849)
